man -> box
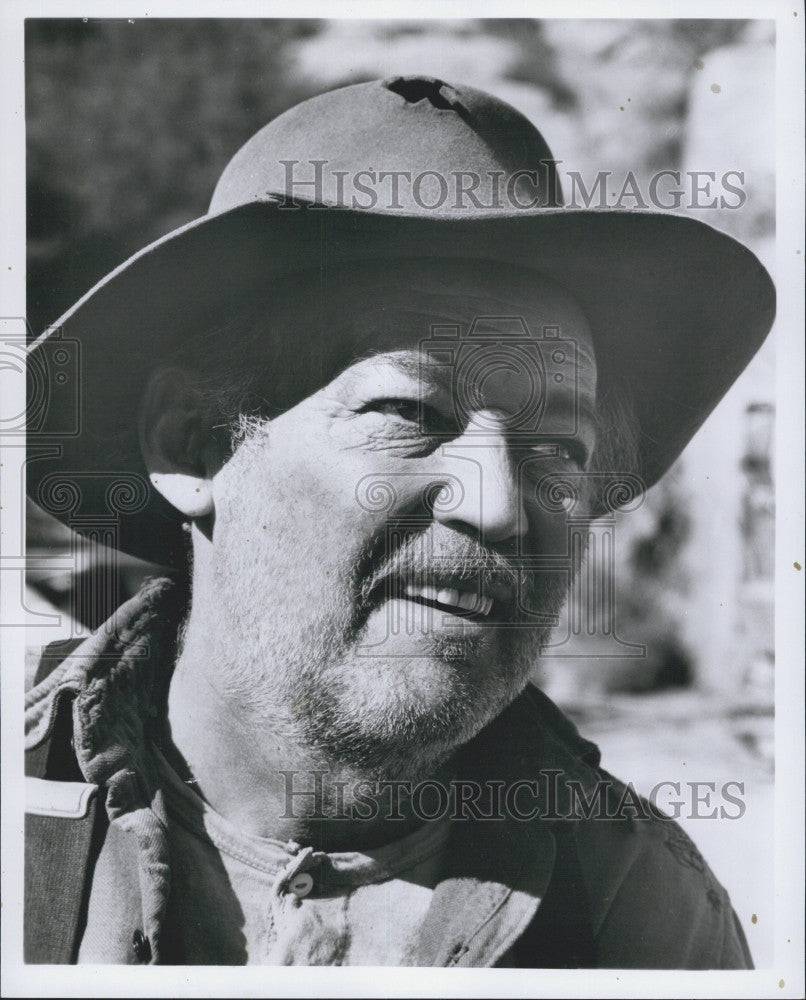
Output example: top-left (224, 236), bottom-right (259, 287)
top-left (25, 76), bottom-right (774, 966)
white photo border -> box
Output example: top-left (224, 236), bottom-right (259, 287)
top-left (1, 2), bottom-right (803, 997)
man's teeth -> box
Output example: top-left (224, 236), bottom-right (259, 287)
top-left (403, 583), bottom-right (494, 616)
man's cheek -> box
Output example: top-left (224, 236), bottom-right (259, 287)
top-left (522, 502), bottom-right (575, 557)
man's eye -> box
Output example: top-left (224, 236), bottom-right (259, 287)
top-left (368, 398), bottom-right (421, 422)
top-left (361, 399), bottom-right (453, 433)
top-left (529, 442), bottom-right (583, 464)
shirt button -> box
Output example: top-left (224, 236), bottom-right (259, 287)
top-left (287, 871), bottom-right (314, 898)
top-left (132, 929), bottom-right (151, 963)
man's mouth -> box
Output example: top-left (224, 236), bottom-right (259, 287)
top-left (401, 581), bottom-right (495, 618)
top-left (368, 575), bottom-right (516, 622)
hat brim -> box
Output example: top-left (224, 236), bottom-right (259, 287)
top-left (27, 200), bottom-right (775, 566)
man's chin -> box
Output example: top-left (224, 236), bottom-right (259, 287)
top-left (358, 597), bottom-right (515, 665)
top-left (301, 624), bottom-right (540, 780)
top-left (309, 666), bottom-right (527, 783)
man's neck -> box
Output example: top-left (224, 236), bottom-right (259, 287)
top-left (165, 646), bottom-right (455, 853)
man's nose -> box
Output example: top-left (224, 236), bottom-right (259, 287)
top-left (430, 413), bottom-right (527, 545)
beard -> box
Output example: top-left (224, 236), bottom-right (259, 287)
top-left (200, 431), bottom-right (574, 783)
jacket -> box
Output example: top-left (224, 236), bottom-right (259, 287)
top-left (24, 577), bottom-right (753, 968)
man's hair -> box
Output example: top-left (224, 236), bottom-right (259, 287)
top-left (163, 302), bottom-right (285, 433)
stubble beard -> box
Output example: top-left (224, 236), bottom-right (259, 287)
top-left (201, 426), bottom-right (571, 783)
top-left (207, 514), bottom-right (568, 784)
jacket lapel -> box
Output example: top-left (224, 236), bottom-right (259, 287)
top-left (415, 684), bottom-right (602, 967)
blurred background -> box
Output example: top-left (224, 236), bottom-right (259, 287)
top-left (24, 18), bottom-right (775, 962)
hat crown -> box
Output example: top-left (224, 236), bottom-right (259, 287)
top-left (209, 77), bottom-right (562, 216)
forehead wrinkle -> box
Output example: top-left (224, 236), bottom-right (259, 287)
top-left (338, 349), bottom-right (454, 394)
top-left (323, 273), bottom-right (598, 417)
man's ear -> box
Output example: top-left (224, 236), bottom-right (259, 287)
top-left (139, 367), bottom-right (224, 518)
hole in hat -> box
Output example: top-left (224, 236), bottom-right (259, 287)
top-left (383, 75), bottom-right (459, 111)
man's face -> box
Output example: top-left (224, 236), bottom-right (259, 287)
top-left (205, 261), bottom-right (598, 779)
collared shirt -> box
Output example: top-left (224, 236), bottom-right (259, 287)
top-left (88, 745), bottom-right (451, 964)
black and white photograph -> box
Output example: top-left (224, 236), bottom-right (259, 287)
top-left (1, 3), bottom-right (803, 997)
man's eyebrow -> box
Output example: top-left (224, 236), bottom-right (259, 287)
top-left (347, 351), bottom-right (453, 389)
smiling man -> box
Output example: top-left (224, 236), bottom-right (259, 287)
top-left (24, 77), bottom-right (774, 967)
top-left (150, 263), bottom-right (599, 824)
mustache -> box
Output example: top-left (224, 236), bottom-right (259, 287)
top-left (355, 525), bottom-right (543, 617)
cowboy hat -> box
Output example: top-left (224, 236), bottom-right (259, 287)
top-left (26, 76), bottom-right (775, 567)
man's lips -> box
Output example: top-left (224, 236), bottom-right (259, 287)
top-left (368, 574), bottom-right (517, 622)
top-left (402, 582), bottom-right (494, 617)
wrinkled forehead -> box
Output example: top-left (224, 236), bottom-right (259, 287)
top-left (321, 258), bottom-right (595, 358)
top-left (234, 259), bottom-right (596, 422)
top-left (322, 259), bottom-right (597, 424)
